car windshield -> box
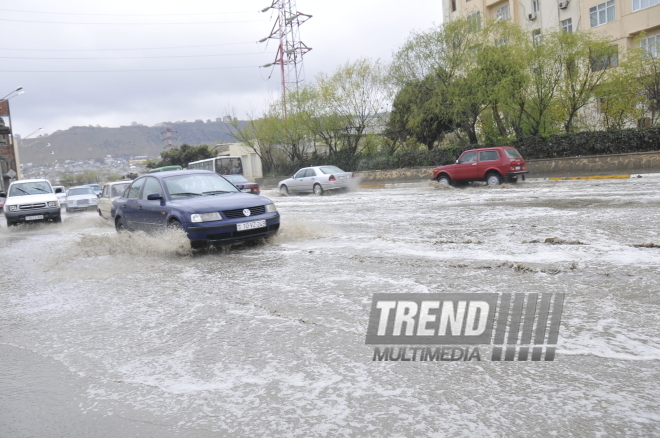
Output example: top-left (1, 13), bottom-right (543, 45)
top-left (164, 173), bottom-right (239, 198)
top-left (69, 188), bottom-right (95, 196)
top-left (8, 181), bottom-right (52, 197)
top-left (223, 175), bottom-right (249, 184)
top-left (504, 148), bottom-right (523, 159)
top-left (319, 166), bottom-right (345, 174)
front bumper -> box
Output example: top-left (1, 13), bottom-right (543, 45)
top-left (5, 206), bottom-right (61, 223)
top-left (185, 213), bottom-right (280, 244)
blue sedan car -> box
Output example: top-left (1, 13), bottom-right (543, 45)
top-left (111, 170), bottom-right (279, 248)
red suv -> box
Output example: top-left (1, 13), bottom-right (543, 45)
top-left (432, 146), bottom-right (528, 186)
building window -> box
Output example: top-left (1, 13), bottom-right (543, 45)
top-left (590, 0), bottom-right (615, 28)
top-left (591, 46), bottom-right (619, 71)
top-left (452, 0), bottom-right (457, 11)
top-left (467, 11), bottom-right (482, 31)
top-left (532, 29), bottom-right (542, 45)
top-left (496, 4), bottom-right (510, 20)
top-left (633, 0), bottom-right (659, 12)
top-left (561, 18), bottom-right (573, 33)
top-left (641, 33), bottom-right (660, 58)
top-left (532, 0), bottom-right (539, 12)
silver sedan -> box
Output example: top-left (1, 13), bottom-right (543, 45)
top-left (278, 165), bottom-right (355, 196)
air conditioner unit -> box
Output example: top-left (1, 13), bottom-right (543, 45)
top-left (559, 0), bottom-right (569, 9)
top-left (528, 12), bottom-right (537, 20)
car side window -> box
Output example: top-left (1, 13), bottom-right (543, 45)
top-left (102, 185), bottom-right (109, 198)
top-left (127, 178), bottom-right (145, 199)
top-left (479, 150), bottom-right (499, 161)
top-left (294, 169), bottom-right (307, 179)
top-left (306, 168), bottom-right (317, 177)
top-left (458, 152), bottom-right (477, 163)
top-left (141, 177), bottom-right (163, 200)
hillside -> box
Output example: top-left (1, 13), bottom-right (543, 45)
top-left (19, 120), bottom-right (240, 165)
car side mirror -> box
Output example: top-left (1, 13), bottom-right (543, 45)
top-left (0, 192), bottom-right (5, 197)
top-left (96, 194), bottom-right (101, 198)
top-left (235, 184), bottom-right (244, 190)
top-left (146, 193), bottom-right (163, 200)
top-left (456, 160), bottom-right (459, 164)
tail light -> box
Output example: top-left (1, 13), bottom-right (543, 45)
top-left (350, 173), bottom-right (354, 179)
top-left (329, 175), bottom-right (336, 181)
top-left (252, 186), bottom-right (260, 193)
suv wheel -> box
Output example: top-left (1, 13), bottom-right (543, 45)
top-left (437, 175), bottom-right (451, 185)
top-left (487, 173), bottom-right (502, 186)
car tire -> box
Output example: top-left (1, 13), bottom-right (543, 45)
top-left (313, 184), bottom-right (324, 196)
top-left (280, 185), bottom-right (289, 196)
top-left (437, 175), bottom-right (452, 185)
top-left (53, 216), bottom-right (62, 224)
top-left (486, 173), bottom-right (502, 186)
top-left (6, 220), bottom-right (16, 227)
top-left (168, 219), bottom-right (183, 231)
top-left (115, 216), bottom-right (126, 233)
top-left (190, 240), bottom-right (208, 249)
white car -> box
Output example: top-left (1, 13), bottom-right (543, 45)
top-left (52, 185), bottom-right (67, 206)
top-left (97, 180), bottom-right (131, 219)
top-left (1, 179), bottom-right (61, 226)
top-left (278, 165), bottom-right (356, 196)
top-left (65, 186), bottom-right (98, 213)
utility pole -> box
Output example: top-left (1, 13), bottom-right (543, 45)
top-left (260, 0), bottom-right (312, 116)
top-left (161, 126), bottom-right (177, 150)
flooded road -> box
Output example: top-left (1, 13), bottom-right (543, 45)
top-left (1, 178), bottom-right (659, 437)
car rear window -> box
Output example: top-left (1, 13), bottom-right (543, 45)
top-left (319, 166), bottom-right (344, 174)
top-left (504, 148), bottom-right (523, 159)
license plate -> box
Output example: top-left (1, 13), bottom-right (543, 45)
top-left (339, 175), bottom-right (346, 179)
top-left (237, 219), bottom-right (266, 231)
top-left (515, 166), bottom-right (521, 170)
top-left (25, 215), bottom-right (44, 221)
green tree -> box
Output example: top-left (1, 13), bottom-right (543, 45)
top-left (147, 144), bottom-right (215, 168)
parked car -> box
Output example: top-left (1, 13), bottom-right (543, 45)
top-left (97, 181), bottom-right (131, 219)
top-left (65, 186), bottom-right (98, 213)
top-left (83, 183), bottom-right (102, 195)
top-left (432, 146), bottom-right (528, 186)
top-left (222, 174), bottom-right (260, 195)
top-left (0, 195), bottom-right (5, 210)
top-left (111, 170), bottom-right (280, 248)
top-left (278, 165), bottom-right (355, 196)
top-left (1, 179), bottom-right (61, 226)
top-left (52, 185), bottom-right (67, 206)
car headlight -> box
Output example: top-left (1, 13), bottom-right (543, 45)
top-left (191, 212), bottom-right (222, 223)
top-left (266, 203), bottom-right (277, 213)
top-left (9, 205), bottom-right (18, 211)
top-left (48, 201), bottom-right (58, 207)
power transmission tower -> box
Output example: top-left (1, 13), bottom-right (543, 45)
top-left (161, 126), bottom-right (177, 150)
top-left (260, 0), bottom-right (312, 115)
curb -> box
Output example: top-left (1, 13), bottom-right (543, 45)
top-left (548, 174), bottom-right (630, 181)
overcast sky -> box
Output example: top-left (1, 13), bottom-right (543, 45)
top-left (1, 0), bottom-right (443, 137)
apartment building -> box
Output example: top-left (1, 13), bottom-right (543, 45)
top-left (442, 0), bottom-right (660, 53)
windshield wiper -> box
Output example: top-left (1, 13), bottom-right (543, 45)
top-left (33, 187), bottom-right (50, 193)
top-left (14, 187), bottom-right (29, 195)
top-left (170, 192), bottom-right (202, 197)
top-left (203, 190), bottom-right (231, 195)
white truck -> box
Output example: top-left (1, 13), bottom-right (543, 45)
top-left (1, 179), bottom-right (62, 226)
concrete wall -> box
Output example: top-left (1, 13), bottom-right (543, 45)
top-left (256, 150), bottom-right (660, 188)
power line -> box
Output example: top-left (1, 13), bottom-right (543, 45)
top-left (0, 52), bottom-right (273, 60)
top-left (0, 8), bottom-right (255, 16)
top-left (0, 18), bottom-right (265, 25)
top-left (0, 42), bottom-right (257, 52)
top-left (0, 66), bottom-right (263, 72)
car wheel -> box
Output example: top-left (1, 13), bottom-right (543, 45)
top-left (6, 220), bottom-right (16, 227)
top-left (487, 173), bottom-right (502, 186)
top-left (437, 175), bottom-right (451, 185)
top-left (313, 184), bottom-right (324, 196)
top-left (53, 216), bottom-right (62, 224)
top-left (168, 219), bottom-right (183, 231)
top-left (280, 185), bottom-right (289, 196)
top-left (115, 216), bottom-right (126, 233)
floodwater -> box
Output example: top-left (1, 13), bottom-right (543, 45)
top-left (1, 178), bottom-right (659, 437)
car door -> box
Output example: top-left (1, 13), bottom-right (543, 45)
top-left (289, 168), bottom-right (308, 192)
top-left (477, 150), bottom-right (501, 179)
top-left (302, 168), bottom-right (320, 192)
top-left (138, 177), bottom-right (168, 230)
top-left (122, 177), bottom-right (145, 230)
top-left (99, 184), bottom-right (111, 217)
top-left (453, 151), bottom-right (479, 181)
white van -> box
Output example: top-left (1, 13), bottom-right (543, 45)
top-left (1, 179), bottom-right (62, 226)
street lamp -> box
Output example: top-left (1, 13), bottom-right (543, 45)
top-left (1, 86), bottom-right (23, 102)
